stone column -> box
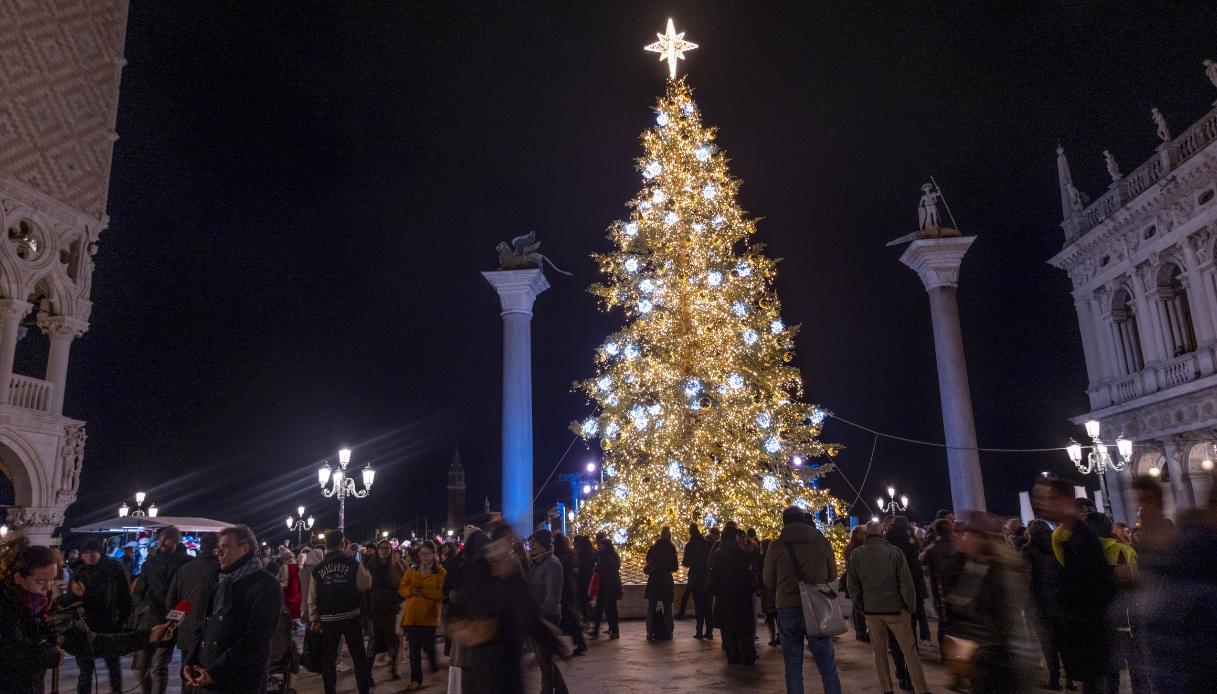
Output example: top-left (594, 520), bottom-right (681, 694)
top-left (38, 315), bottom-right (88, 415)
top-left (0, 299), bottom-right (32, 406)
top-left (483, 268), bottom-right (549, 536)
top-left (1181, 240), bottom-right (1216, 345)
top-left (900, 237), bottom-right (986, 512)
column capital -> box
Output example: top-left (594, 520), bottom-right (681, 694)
top-left (36, 314), bottom-right (88, 340)
top-left (482, 268), bottom-right (550, 318)
top-left (4, 506), bottom-right (65, 535)
top-left (0, 298), bottom-right (32, 320)
top-left (898, 236), bottom-right (977, 291)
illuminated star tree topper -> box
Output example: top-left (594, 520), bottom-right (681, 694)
top-left (644, 18), bottom-right (698, 79)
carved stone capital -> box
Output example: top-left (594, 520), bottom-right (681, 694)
top-left (0, 299), bottom-right (33, 321)
top-left (898, 236), bottom-right (976, 291)
top-left (36, 314), bottom-right (88, 340)
top-left (4, 507), bottom-right (65, 533)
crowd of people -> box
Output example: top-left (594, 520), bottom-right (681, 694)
top-left (1, 472), bottom-right (1215, 693)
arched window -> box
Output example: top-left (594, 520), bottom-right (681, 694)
top-left (1110, 287), bottom-right (1144, 374)
top-left (1157, 263), bottom-right (1197, 356)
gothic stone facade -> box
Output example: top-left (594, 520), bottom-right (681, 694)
top-left (1051, 93), bottom-right (1217, 523)
top-left (0, 1), bottom-right (129, 543)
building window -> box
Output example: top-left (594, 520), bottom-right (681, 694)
top-left (1157, 263), bottom-right (1196, 356)
top-left (1111, 288), bottom-right (1144, 374)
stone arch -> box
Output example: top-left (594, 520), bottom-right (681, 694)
top-left (1186, 442), bottom-right (1214, 505)
top-left (1110, 284), bottom-right (1144, 373)
top-left (1155, 261), bottom-right (1197, 355)
top-left (0, 432), bottom-right (44, 508)
top-left (1134, 449), bottom-right (1166, 478)
top-left (27, 272), bottom-right (75, 319)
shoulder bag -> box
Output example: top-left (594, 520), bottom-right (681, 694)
top-left (785, 542), bottom-right (847, 637)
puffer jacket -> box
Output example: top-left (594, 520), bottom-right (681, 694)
top-left (398, 563), bottom-right (445, 626)
top-left (763, 521), bottom-right (837, 610)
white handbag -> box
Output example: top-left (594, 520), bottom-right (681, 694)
top-left (786, 542), bottom-right (847, 637)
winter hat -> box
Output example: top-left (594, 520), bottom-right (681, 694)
top-left (530, 529), bottom-right (554, 550)
top-left (80, 538), bottom-right (104, 554)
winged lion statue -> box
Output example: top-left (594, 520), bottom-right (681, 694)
top-left (496, 231), bottom-right (572, 275)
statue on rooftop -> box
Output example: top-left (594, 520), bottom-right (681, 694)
top-left (1104, 150), bottom-right (1122, 184)
top-left (1205, 59), bottom-right (1217, 90)
top-left (1152, 107), bottom-right (1171, 144)
top-left (1067, 182), bottom-right (1086, 214)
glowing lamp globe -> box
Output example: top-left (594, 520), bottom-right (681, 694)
top-left (876, 498), bottom-right (885, 509)
top-left (1149, 466), bottom-right (1161, 477)
top-left (1203, 459), bottom-right (1214, 472)
top-left (148, 504), bottom-right (158, 518)
top-left (119, 503), bottom-right (129, 518)
top-left (297, 505), bottom-right (305, 518)
top-left (901, 496), bottom-right (909, 508)
top-left (586, 462), bottom-right (597, 473)
top-left (362, 466), bottom-right (375, 487)
top-left (318, 466), bottom-right (331, 486)
top-left (1116, 435), bottom-right (1133, 460)
top-left (887, 487), bottom-right (895, 498)
top-left (1084, 420), bottom-right (1101, 439)
top-left (135, 491), bottom-right (146, 506)
top-left (1066, 440), bottom-right (1083, 464)
top-left (286, 517), bottom-right (294, 530)
top-left (338, 448), bottom-right (352, 465)
top-left (307, 516), bottom-right (315, 528)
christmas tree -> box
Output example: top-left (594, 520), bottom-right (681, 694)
top-left (571, 39), bottom-right (847, 559)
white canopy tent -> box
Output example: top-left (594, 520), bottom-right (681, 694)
top-left (71, 516), bottom-right (232, 534)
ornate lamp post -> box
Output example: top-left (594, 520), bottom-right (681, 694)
top-left (286, 505), bottom-right (315, 547)
top-left (318, 448), bottom-right (374, 532)
top-left (118, 491), bottom-right (158, 518)
top-left (876, 486), bottom-right (909, 516)
top-left (1066, 419), bottom-right (1133, 514)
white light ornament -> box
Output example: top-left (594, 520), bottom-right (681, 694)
top-left (623, 257), bottom-right (640, 273)
top-left (664, 211), bottom-right (678, 226)
top-left (702, 183), bottom-right (717, 199)
top-left (756, 412), bottom-right (771, 428)
top-left (639, 278), bottom-right (655, 293)
top-left (629, 405), bottom-right (649, 429)
top-left (597, 376), bottom-right (612, 391)
top-left (613, 485), bottom-right (628, 500)
top-left (727, 373), bottom-right (745, 389)
top-left (743, 329), bottom-right (758, 345)
top-left (684, 378), bottom-right (702, 396)
top-left (651, 189), bottom-right (667, 204)
top-left (624, 343), bottom-right (640, 359)
top-left (695, 146), bottom-right (712, 162)
top-left (638, 299), bottom-right (654, 314)
top-left (771, 319), bottom-right (784, 333)
top-left (707, 270), bottom-right (723, 286)
top-left (656, 111), bottom-right (670, 127)
top-left (764, 436), bottom-right (782, 453)
top-left (762, 475), bottom-right (779, 492)
top-left (613, 528), bottom-right (628, 544)
top-left (692, 222), bottom-right (704, 232)
top-left (624, 222), bottom-right (639, 237)
top-left (603, 342), bottom-right (620, 357)
top-left (643, 161), bottom-right (663, 179)
top-left (582, 418), bottom-right (599, 437)
top-left (732, 301), bottom-right (748, 316)
top-left (667, 460), bottom-right (683, 480)
top-left (644, 18), bottom-right (699, 80)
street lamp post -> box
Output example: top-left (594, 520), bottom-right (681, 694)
top-left (318, 448), bottom-right (374, 532)
top-left (118, 491), bottom-right (158, 518)
top-left (1066, 419), bottom-right (1133, 515)
top-left (286, 505), bottom-right (315, 548)
top-left (876, 487), bottom-right (909, 516)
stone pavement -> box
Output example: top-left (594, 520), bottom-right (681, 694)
top-left (50, 617), bottom-right (1040, 693)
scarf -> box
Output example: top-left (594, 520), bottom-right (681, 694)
top-left (20, 587), bottom-right (50, 615)
top-left (214, 550), bottom-right (261, 614)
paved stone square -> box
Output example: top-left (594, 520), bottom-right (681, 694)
top-left (53, 616), bottom-right (1086, 693)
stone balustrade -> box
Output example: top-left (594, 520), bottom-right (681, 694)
top-left (8, 374), bottom-right (52, 412)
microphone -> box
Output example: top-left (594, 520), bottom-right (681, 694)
top-left (166, 600), bottom-right (191, 625)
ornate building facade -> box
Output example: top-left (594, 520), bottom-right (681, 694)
top-left (0, 1), bottom-right (128, 542)
top-left (1050, 70), bottom-right (1217, 522)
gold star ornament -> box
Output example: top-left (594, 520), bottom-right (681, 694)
top-left (645, 18), bottom-right (698, 79)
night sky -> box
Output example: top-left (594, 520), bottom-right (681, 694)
top-left (42, 3), bottom-right (1217, 542)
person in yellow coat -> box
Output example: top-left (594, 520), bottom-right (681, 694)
top-left (398, 541), bottom-right (446, 690)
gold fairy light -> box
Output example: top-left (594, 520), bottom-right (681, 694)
top-left (571, 77), bottom-right (847, 562)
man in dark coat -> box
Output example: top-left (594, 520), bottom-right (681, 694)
top-left (72, 537), bottom-right (133, 694)
top-left (132, 526), bottom-right (191, 694)
top-left (183, 524), bottom-right (283, 693)
top-left (644, 527), bottom-right (678, 641)
top-left (680, 524), bottom-right (712, 637)
top-left (1033, 475), bottom-right (1115, 694)
top-left (166, 532), bottom-right (220, 681)
top-left (705, 526), bottom-right (757, 665)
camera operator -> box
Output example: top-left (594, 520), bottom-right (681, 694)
top-left (73, 536), bottom-right (133, 693)
top-left (0, 537), bottom-right (172, 694)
